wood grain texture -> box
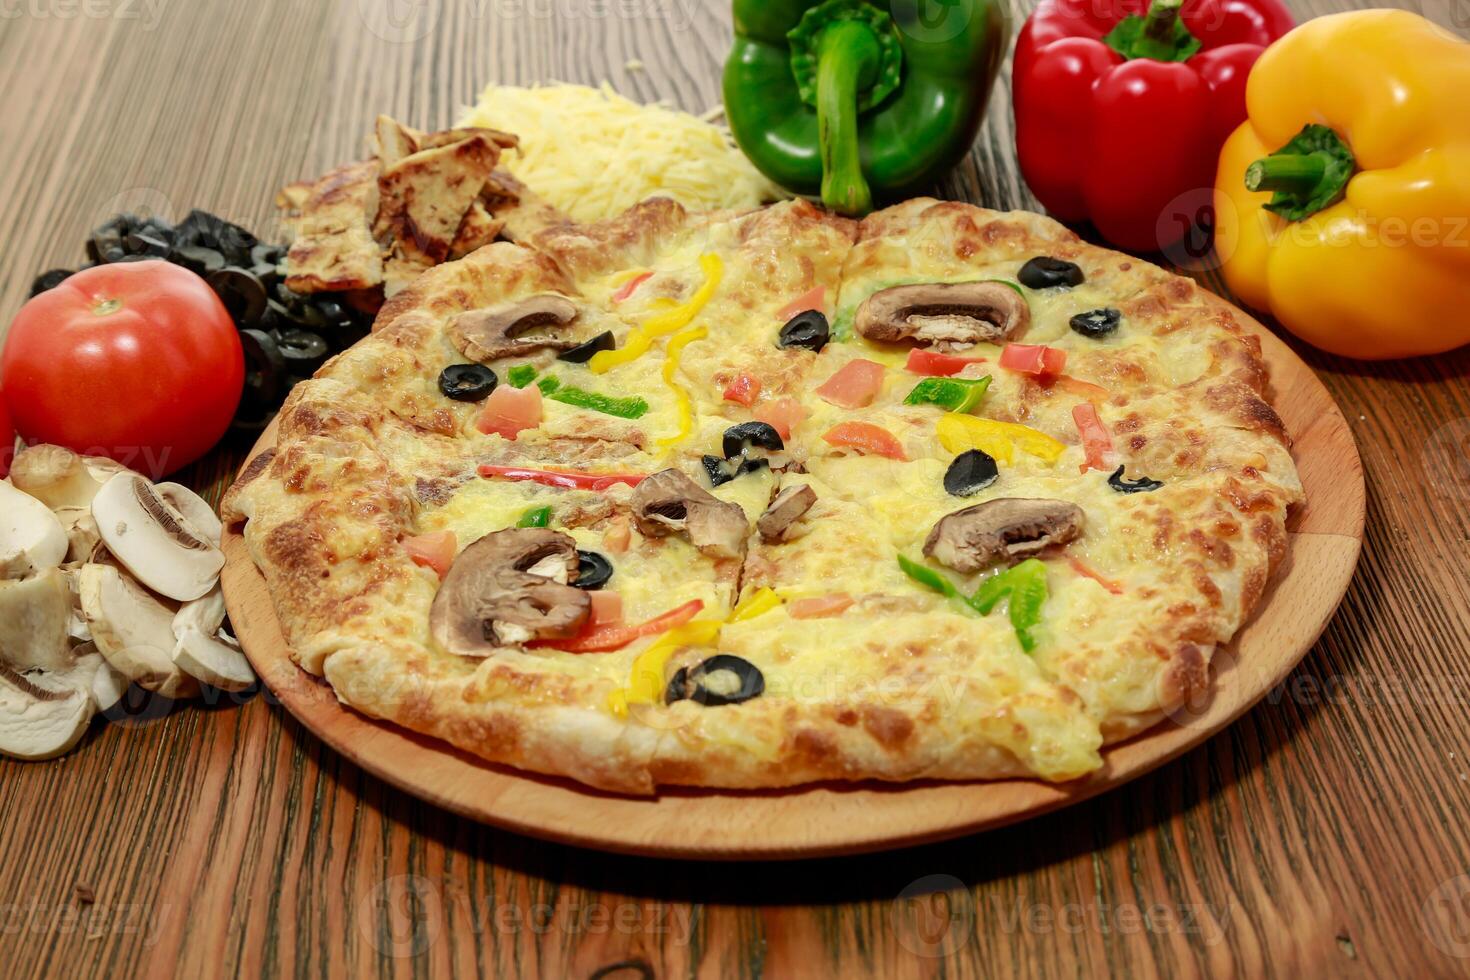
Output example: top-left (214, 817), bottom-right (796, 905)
top-left (218, 298), bottom-right (1364, 859)
top-left (1, 0), bottom-right (1467, 976)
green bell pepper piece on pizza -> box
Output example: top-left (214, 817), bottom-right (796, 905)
top-left (724, 0), bottom-right (1008, 215)
top-left (971, 558), bottom-right (1048, 652)
top-left (547, 384), bottom-right (650, 420)
top-left (898, 554), bottom-right (962, 598)
top-left (517, 506), bottom-right (552, 528)
top-left (903, 375), bottom-right (990, 412)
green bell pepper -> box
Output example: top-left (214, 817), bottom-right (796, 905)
top-left (517, 506), bottom-right (552, 528)
top-left (903, 375), bottom-right (991, 413)
top-left (724, 0), bottom-right (1008, 215)
top-left (971, 559), bottom-right (1049, 653)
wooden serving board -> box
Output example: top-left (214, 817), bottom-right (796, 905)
top-left (221, 298), bottom-right (1364, 860)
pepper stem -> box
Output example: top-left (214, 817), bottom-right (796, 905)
top-left (1141, 0), bottom-right (1184, 45)
top-left (1244, 154), bottom-right (1328, 195)
top-left (815, 19), bottom-right (878, 216)
top-left (1244, 124), bottom-right (1356, 222)
top-left (1102, 0), bottom-right (1202, 63)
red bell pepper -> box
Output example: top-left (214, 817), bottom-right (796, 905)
top-left (1013, 0), bottom-right (1292, 252)
top-left (478, 464), bottom-right (647, 491)
top-left (545, 599), bottom-right (705, 653)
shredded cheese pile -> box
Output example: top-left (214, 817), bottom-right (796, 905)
top-left (457, 82), bottom-right (788, 223)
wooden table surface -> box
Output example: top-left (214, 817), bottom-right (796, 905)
top-left (3, 0), bottom-right (1469, 976)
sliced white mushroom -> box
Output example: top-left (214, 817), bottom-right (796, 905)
top-left (156, 482), bottom-right (224, 544)
top-left (91, 473), bottom-right (224, 602)
top-left (77, 563), bottom-right (199, 700)
top-left (171, 630), bottom-right (254, 692)
top-left (8, 446), bottom-right (118, 511)
top-left (72, 643), bottom-right (128, 714)
top-left (0, 568), bottom-right (74, 672)
top-left (0, 662), bottom-right (95, 761)
top-left (55, 507), bottom-right (104, 565)
top-left (0, 479), bottom-right (68, 577)
top-left (170, 587), bottom-right (255, 692)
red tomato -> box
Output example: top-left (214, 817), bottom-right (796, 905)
top-left (1052, 374), bottom-right (1109, 398)
top-left (612, 271), bottom-right (653, 303)
top-left (815, 358), bottom-right (886, 408)
top-left (476, 384), bottom-right (543, 439)
top-left (0, 393), bottom-right (12, 478)
top-left (775, 285), bottom-right (826, 321)
top-left (1, 261), bottom-right (242, 477)
top-left (403, 531), bottom-right (457, 578)
top-left (821, 421), bottom-right (907, 460)
top-left (755, 397), bottom-right (808, 441)
top-left (904, 348), bottom-right (986, 377)
top-left (788, 593), bottom-right (855, 619)
top-left (588, 591), bottom-right (624, 628)
top-left (722, 373), bottom-right (762, 407)
top-left (999, 343), bottom-right (1067, 379)
top-left (1072, 402), bottom-right (1115, 473)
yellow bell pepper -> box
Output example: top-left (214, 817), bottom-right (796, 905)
top-left (607, 619), bottom-right (723, 717)
top-left (1214, 11), bottom-right (1470, 359)
top-left (654, 324), bottom-right (707, 449)
top-left (590, 253), bottom-right (723, 372)
top-left (936, 413), bottom-right (1064, 465)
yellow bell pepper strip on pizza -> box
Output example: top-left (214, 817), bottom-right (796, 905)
top-left (1214, 10), bottom-right (1470, 359)
top-left (730, 587), bottom-right (783, 621)
top-left (656, 324), bottom-right (708, 448)
top-left (607, 591), bottom-right (782, 715)
top-left (590, 253), bottom-right (723, 372)
top-left (936, 413), bottom-right (1065, 465)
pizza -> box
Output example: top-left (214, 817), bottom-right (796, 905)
top-left (223, 196), bottom-right (1302, 794)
